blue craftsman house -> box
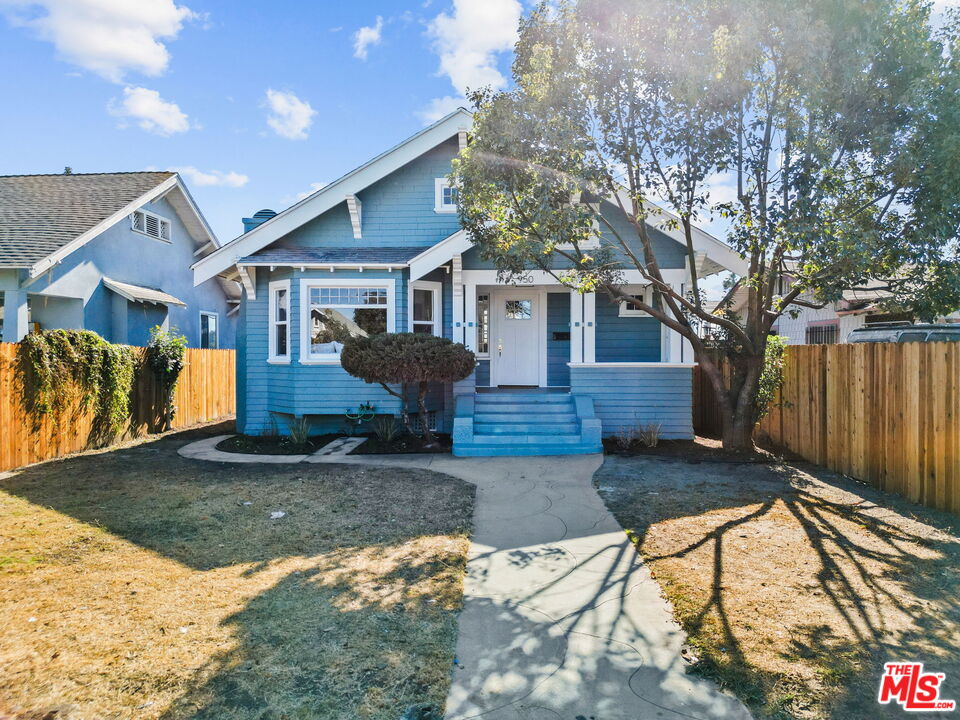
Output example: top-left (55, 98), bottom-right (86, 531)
top-left (0, 171), bottom-right (238, 348)
top-left (193, 110), bottom-right (743, 456)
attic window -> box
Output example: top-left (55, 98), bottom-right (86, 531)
top-left (132, 209), bottom-right (171, 242)
top-left (435, 178), bottom-right (458, 213)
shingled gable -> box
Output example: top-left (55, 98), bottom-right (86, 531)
top-left (192, 108), bottom-right (474, 286)
top-left (0, 171), bottom-right (220, 278)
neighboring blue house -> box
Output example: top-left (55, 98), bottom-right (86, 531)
top-left (0, 171), bottom-right (238, 348)
top-left (194, 110), bottom-right (744, 455)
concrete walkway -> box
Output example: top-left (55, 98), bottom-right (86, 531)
top-left (177, 439), bottom-right (751, 718)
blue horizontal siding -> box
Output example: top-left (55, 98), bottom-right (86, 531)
top-left (570, 365), bottom-right (693, 439)
top-left (595, 298), bottom-right (661, 362)
top-left (547, 292), bottom-right (570, 386)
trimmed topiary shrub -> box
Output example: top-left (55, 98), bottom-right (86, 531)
top-left (340, 333), bottom-right (475, 447)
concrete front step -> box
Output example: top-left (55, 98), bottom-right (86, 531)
top-left (471, 433), bottom-right (585, 445)
top-left (474, 422), bottom-right (580, 435)
top-left (474, 412), bottom-right (578, 424)
top-left (473, 401), bottom-right (576, 413)
top-left (454, 442), bottom-right (601, 457)
top-left (475, 393), bottom-right (572, 404)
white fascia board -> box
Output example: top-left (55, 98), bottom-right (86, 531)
top-left (612, 189), bottom-right (748, 277)
top-left (408, 229), bottom-right (472, 280)
top-left (238, 261), bottom-right (405, 270)
top-left (168, 176), bottom-right (220, 249)
top-left (193, 108), bottom-right (474, 286)
top-left (28, 174), bottom-right (180, 279)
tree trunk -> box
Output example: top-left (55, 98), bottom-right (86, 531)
top-left (379, 381), bottom-right (414, 435)
top-left (416, 381), bottom-right (436, 447)
top-left (697, 350), bottom-right (763, 453)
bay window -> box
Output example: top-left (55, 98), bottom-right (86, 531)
top-left (300, 279), bottom-right (395, 363)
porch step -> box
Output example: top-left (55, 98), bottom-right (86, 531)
top-left (474, 421), bottom-right (580, 435)
top-left (453, 391), bottom-right (602, 457)
top-left (474, 411), bottom-right (578, 424)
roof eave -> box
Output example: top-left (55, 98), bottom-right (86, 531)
top-left (192, 108), bottom-right (473, 286)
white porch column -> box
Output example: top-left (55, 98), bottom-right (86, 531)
top-left (463, 281), bottom-right (477, 351)
top-left (583, 291), bottom-right (596, 363)
top-left (1, 288), bottom-right (29, 342)
top-left (660, 281), bottom-right (685, 362)
top-left (451, 254), bottom-right (464, 344)
top-left (570, 290), bottom-right (584, 363)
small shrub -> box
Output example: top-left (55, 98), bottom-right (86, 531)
top-left (286, 416), bottom-right (311, 446)
top-left (341, 333), bottom-right (475, 447)
top-left (615, 425), bottom-right (639, 451)
top-left (373, 415), bottom-right (401, 443)
top-left (638, 422), bottom-right (662, 448)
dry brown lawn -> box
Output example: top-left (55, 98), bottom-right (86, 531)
top-left (0, 424), bottom-right (474, 720)
top-left (596, 450), bottom-right (960, 720)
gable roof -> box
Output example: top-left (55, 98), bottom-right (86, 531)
top-left (193, 108), bottom-right (474, 285)
top-left (0, 171), bottom-right (220, 278)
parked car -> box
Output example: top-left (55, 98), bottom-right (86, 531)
top-left (847, 322), bottom-right (960, 343)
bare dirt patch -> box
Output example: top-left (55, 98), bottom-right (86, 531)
top-left (0, 424), bottom-right (474, 720)
top-left (595, 454), bottom-right (960, 719)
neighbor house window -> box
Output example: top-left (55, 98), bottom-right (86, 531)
top-left (199, 312), bottom-right (219, 349)
top-left (268, 280), bottom-right (290, 363)
top-left (131, 209), bottom-right (171, 242)
top-left (301, 280), bottom-right (394, 363)
top-left (434, 178), bottom-right (458, 213)
top-left (618, 285), bottom-right (654, 317)
top-left (805, 322), bottom-right (838, 345)
top-left (412, 281), bottom-right (442, 336)
top-left (476, 294), bottom-right (490, 355)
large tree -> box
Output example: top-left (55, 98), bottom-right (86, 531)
top-left (454, 0), bottom-right (960, 450)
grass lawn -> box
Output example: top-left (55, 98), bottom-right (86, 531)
top-left (0, 423), bottom-right (475, 720)
top-left (596, 448), bottom-right (960, 720)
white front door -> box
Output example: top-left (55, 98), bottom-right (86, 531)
top-left (493, 291), bottom-right (539, 386)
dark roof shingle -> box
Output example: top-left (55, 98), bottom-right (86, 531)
top-left (0, 171), bottom-right (174, 268)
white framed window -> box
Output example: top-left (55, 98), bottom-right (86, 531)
top-left (131, 209), bottom-right (172, 242)
top-left (268, 280), bottom-right (291, 363)
top-left (619, 285), bottom-right (654, 317)
top-left (434, 178), bottom-right (458, 213)
top-left (199, 311), bottom-right (219, 349)
top-left (411, 280), bottom-right (442, 336)
top-left (300, 279), bottom-right (395, 364)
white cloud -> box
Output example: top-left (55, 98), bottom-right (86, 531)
top-left (352, 16), bottom-right (383, 60)
top-left (422, 0), bottom-right (521, 120)
top-left (418, 95), bottom-right (467, 124)
top-left (173, 166), bottom-right (248, 188)
top-left (295, 182), bottom-right (327, 201)
top-left (264, 88), bottom-right (316, 140)
top-left (108, 86), bottom-right (189, 135)
top-left (1, 0), bottom-right (195, 82)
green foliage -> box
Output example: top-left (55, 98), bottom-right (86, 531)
top-left (145, 326), bottom-right (187, 430)
top-left (17, 329), bottom-right (135, 438)
top-left (373, 415), bottom-right (402, 443)
top-left (340, 333), bottom-right (476, 386)
top-left (341, 333), bottom-right (475, 445)
top-left (754, 335), bottom-right (787, 424)
top-left (286, 416), bottom-right (311, 447)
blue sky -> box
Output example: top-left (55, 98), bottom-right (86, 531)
top-left (0, 0), bottom-right (522, 242)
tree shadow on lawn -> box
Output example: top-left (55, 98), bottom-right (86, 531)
top-left (0, 425), bottom-right (475, 719)
top-left (595, 455), bottom-right (960, 720)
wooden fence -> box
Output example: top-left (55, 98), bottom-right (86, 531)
top-left (0, 343), bottom-right (236, 473)
top-left (694, 343), bottom-right (960, 515)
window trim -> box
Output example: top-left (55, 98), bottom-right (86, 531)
top-left (199, 310), bottom-right (219, 349)
top-left (434, 178), bottom-right (457, 213)
top-left (475, 292), bottom-right (490, 358)
top-left (299, 278), bottom-right (395, 365)
top-left (131, 208), bottom-right (172, 243)
top-left (268, 280), bottom-right (291, 364)
top-left (410, 280), bottom-right (443, 337)
top-left (618, 285), bottom-right (654, 317)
